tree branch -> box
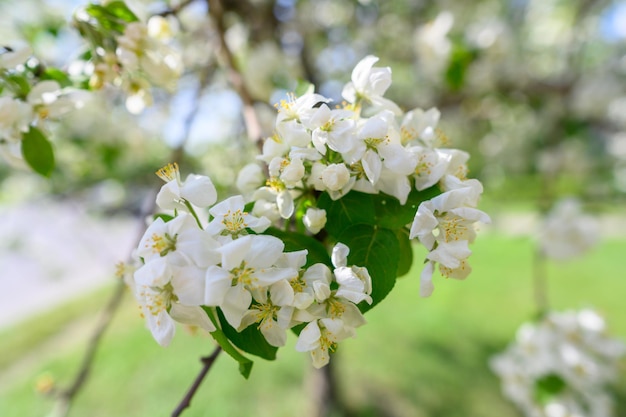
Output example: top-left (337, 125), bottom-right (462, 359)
top-left (171, 346), bottom-right (223, 417)
top-left (207, 0), bottom-right (264, 147)
top-left (156, 0), bottom-right (198, 17)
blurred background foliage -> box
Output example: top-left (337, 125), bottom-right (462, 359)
top-left (1, 0), bottom-right (625, 211)
top-left (1, 0), bottom-right (626, 416)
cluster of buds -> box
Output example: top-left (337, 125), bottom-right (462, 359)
top-left (491, 309), bottom-right (626, 417)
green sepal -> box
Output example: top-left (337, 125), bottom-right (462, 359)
top-left (265, 227), bottom-right (332, 267)
top-left (216, 308), bottom-right (278, 361)
top-left (21, 126), bottom-right (55, 177)
top-left (336, 224), bottom-right (400, 312)
top-left (203, 307), bottom-right (253, 379)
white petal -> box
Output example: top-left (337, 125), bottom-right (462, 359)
top-left (221, 284), bottom-right (252, 328)
top-left (180, 174), bottom-right (217, 208)
top-left (420, 261), bottom-right (435, 297)
top-left (295, 320), bottom-right (321, 352)
top-left (204, 266), bottom-right (233, 306)
top-left (169, 304), bottom-right (215, 332)
top-left (331, 243), bottom-right (350, 268)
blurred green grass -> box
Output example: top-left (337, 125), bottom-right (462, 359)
top-left (1, 233), bottom-right (625, 417)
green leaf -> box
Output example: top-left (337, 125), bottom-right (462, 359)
top-left (153, 213), bottom-right (174, 223)
top-left (294, 80), bottom-right (314, 96)
top-left (41, 67), bottom-right (72, 88)
top-left (317, 191), bottom-right (376, 238)
top-left (265, 227), bottom-right (331, 267)
top-left (534, 374), bottom-right (567, 405)
top-left (21, 126), bottom-right (55, 177)
top-left (337, 224), bottom-right (400, 312)
top-left (216, 309), bottom-right (278, 361)
top-left (395, 228), bottom-right (413, 278)
top-left (3, 73), bottom-right (31, 98)
top-left (373, 186), bottom-right (439, 229)
top-left (445, 42), bottom-right (477, 92)
top-left (84, 4), bottom-right (126, 32)
top-left (104, 1), bottom-right (139, 22)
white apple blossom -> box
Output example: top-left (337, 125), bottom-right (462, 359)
top-left (0, 96), bottom-right (32, 143)
top-left (410, 182), bottom-right (490, 296)
top-left (236, 163), bottom-right (265, 195)
top-left (320, 163), bottom-right (352, 192)
top-left (204, 234), bottom-right (298, 328)
top-left (401, 107), bottom-right (441, 146)
top-left (303, 208), bottom-right (327, 234)
top-left (133, 257), bottom-right (215, 346)
top-left (342, 55), bottom-right (402, 115)
top-left (116, 21), bottom-right (183, 91)
top-left (0, 45), bottom-right (31, 69)
top-left (155, 162), bottom-right (218, 212)
top-left (295, 318), bottom-right (355, 369)
top-left (206, 195), bottom-right (271, 239)
top-left (540, 199), bottom-right (599, 261)
top-left (491, 309), bottom-right (625, 417)
top-left (136, 212), bottom-right (220, 267)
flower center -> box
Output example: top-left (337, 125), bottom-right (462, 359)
top-left (230, 261), bottom-right (257, 287)
top-left (222, 209), bottom-right (248, 235)
top-left (150, 232), bottom-right (177, 256)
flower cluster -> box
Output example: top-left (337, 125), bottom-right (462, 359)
top-left (409, 176), bottom-right (490, 296)
top-left (0, 46), bottom-right (87, 167)
top-left (540, 199), bottom-right (599, 261)
top-left (241, 55), bottom-right (489, 295)
top-left (130, 55), bottom-right (489, 371)
top-left (129, 163), bottom-right (372, 368)
top-left (490, 309), bottom-right (626, 417)
top-left (74, 5), bottom-right (183, 114)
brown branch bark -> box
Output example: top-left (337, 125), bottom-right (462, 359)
top-left (207, 0), bottom-right (264, 147)
top-left (171, 346), bottom-right (223, 417)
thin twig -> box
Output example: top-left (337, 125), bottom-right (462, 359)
top-left (171, 346), bottom-right (223, 417)
top-left (156, 0), bottom-right (198, 17)
top-left (207, 0), bottom-right (264, 147)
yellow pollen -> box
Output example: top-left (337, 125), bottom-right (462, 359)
top-left (222, 209), bottom-right (248, 234)
top-left (327, 297), bottom-right (346, 318)
top-left (400, 126), bottom-right (417, 144)
top-left (231, 261), bottom-right (257, 287)
top-left (414, 155), bottom-right (433, 177)
top-left (435, 128), bottom-right (450, 147)
top-left (266, 177), bottom-right (285, 192)
top-left (148, 232), bottom-right (177, 256)
top-left (350, 161), bottom-right (367, 179)
top-left (289, 275), bottom-right (306, 293)
top-left (156, 162), bottom-right (179, 182)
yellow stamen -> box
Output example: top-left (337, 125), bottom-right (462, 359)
top-left (156, 162), bottom-right (179, 182)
